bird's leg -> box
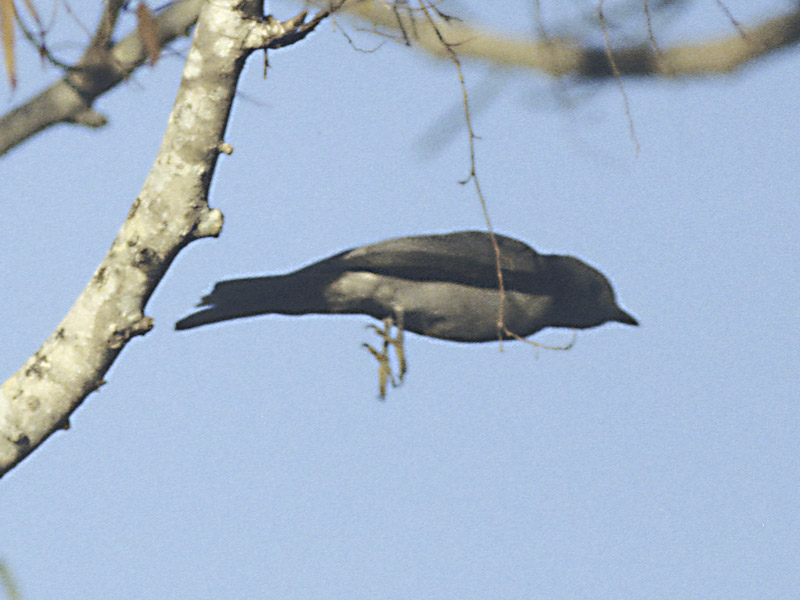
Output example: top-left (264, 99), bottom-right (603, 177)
top-left (388, 307), bottom-right (406, 382)
top-left (362, 308), bottom-right (406, 399)
top-left (363, 332), bottom-right (393, 399)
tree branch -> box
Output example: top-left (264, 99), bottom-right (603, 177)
top-left (324, 1), bottom-right (800, 77)
top-left (0, 1), bottom-right (330, 477)
top-left (0, 0), bottom-right (203, 156)
top-left (4, 1), bottom-right (799, 156)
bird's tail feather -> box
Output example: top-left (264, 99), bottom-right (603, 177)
top-left (174, 273), bottom-right (331, 330)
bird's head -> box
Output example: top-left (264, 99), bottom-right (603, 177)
top-left (549, 256), bottom-right (638, 330)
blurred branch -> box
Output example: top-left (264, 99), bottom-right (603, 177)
top-left (322, 1), bottom-right (800, 77)
top-left (0, 561), bottom-right (20, 600)
top-left (87, 0), bottom-right (127, 55)
top-left (0, 2), bottom-right (330, 477)
top-left (4, 1), bottom-right (800, 156)
top-left (0, 0), bottom-right (202, 156)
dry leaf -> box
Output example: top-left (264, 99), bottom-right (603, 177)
top-left (1, 0), bottom-right (16, 89)
top-left (136, 1), bottom-right (160, 66)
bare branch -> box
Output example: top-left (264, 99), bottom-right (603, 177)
top-left (5, 1), bottom-right (799, 157)
top-left (267, 7), bottom-right (335, 49)
top-left (0, 0), bottom-right (331, 477)
top-left (242, 8), bottom-right (331, 50)
top-left (87, 0), bottom-right (127, 55)
top-left (597, 0), bottom-right (639, 154)
top-left (0, 0), bottom-right (203, 156)
top-left (322, 1), bottom-right (800, 78)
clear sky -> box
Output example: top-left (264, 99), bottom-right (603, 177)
top-left (2, 1), bottom-right (799, 598)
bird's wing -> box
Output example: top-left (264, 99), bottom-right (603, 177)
top-left (308, 231), bottom-right (552, 292)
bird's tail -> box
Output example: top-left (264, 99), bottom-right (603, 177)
top-left (174, 273), bottom-right (330, 330)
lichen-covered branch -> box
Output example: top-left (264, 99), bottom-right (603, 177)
top-left (0, 0), bottom-right (329, 477)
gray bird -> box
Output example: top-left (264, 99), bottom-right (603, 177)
top-left (175, 231), bottom-right (637, 395)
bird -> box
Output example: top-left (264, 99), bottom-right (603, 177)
top-left (175, 231), bottom-right (637, 396)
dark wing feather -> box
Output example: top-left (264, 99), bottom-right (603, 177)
top-left (301, 231), bottom-right (554, 293)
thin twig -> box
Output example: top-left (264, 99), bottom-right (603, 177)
top-left (643, 0), bottom-right (666, 68)
top-left (415, 1), bottom-right (510, 346)
top-left (597, 0), bottom-right (640, 155)
top-left (714, 0), bottom-right (748, 39)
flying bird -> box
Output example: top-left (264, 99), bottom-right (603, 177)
top-left (176, 231), bottom-right (637, 396)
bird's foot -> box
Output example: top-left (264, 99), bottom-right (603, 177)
top-left (362, 309), bottom-right (406, 399)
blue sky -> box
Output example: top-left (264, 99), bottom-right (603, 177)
top-left (1, 1), bottom-right (799, 598)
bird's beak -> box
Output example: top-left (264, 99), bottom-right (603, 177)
top-left (614, 308), bottom-right (639, 326)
